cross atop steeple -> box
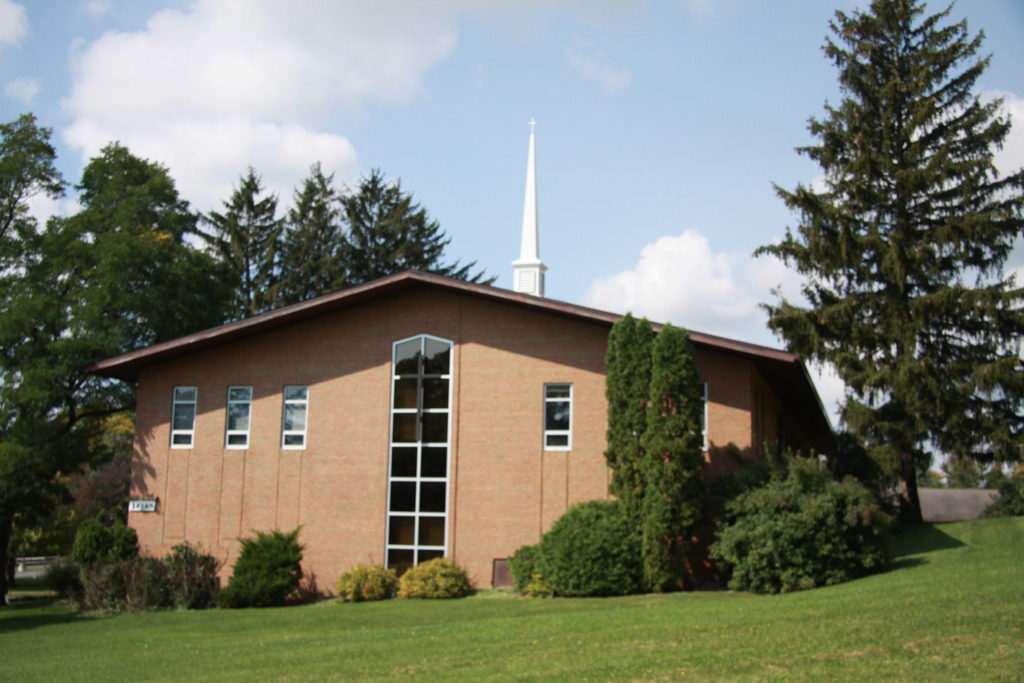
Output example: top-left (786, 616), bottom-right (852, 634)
top-left (512, 119), bottom-right (547, 297)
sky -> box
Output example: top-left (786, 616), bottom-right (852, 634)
top-left (1, 0), bottom-right (1023, 426)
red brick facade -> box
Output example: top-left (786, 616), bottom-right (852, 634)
top-left (90, 272), bottom-right (831, 590)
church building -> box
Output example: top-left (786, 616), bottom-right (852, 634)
top-left (87, 124), bottom-right (833, 588)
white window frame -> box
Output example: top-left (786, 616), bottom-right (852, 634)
top-left (170, 386), bottom-right (197, 448)
top-left (543, 383), bottom-right (573, 451)
top-left (225, 386), bottom-right (253, 449)
top-left (701, 381), bottom-right (709, 451)
top-left (386, 334), bottom-right (453, 571)
top-left (281, 385), bottom-right (309, 450)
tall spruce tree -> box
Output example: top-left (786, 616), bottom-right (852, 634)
top-left (342, 169), bottom-right (490, 286)
top-left (604, 314), bottom-right (656, 530)
top-left (757, 0), bottom-right (1024, 521)
top-left (277, 163), bottom-right (346, 305)
top-left (202, 168), bottom-right (283, 319)
top-left (639, 324), bottom-right (705, 591)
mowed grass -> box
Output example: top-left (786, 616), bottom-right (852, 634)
top-left (2, 518), bottom-right (1021, 681)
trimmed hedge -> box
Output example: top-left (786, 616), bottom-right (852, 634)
top-left (398, 558), bottom-right (473, 599)
top-left (72, 517), bottom-right (139, 566)
top-left (710, 457), bottom-right (890, 594)
top-left (218, 528), bottom-right (304, 608)
top-left (336, 564), bottom-right (398, 602)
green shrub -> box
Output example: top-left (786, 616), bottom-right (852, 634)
top-left (710, 457), bottom-right (890, 594)
top-left (123, 556), bottom-right (172, 610)
top-left (508, 544), bottom-right (540, 594)
top-left (983, 477), bottom-right (1024, 517)
top-left (72, 517), bottom-right (138, 565)
top-left (535, 500), bottom-right (642, 597)
top-left (398, 558), bottom-right (473, 599)
top-left (166, 542), bottom-right (221, 609)
top-left (522, 573), bottom-right (554, 598)
top-left (44, 560), bottom-right (83, 604)
top-left (335, 564), bottom-right (398, 602)
top-left (217, 528), bottom-right (304, 608)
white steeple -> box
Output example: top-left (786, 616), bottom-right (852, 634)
top-left (512, 118), bottom-right (547, 297)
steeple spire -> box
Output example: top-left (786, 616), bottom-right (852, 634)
top-left (512, 118), bottom-right (547, 296)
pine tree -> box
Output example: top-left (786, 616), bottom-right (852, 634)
top-left (341, 169), bottom-right (490, 286)
top-left (277, 163), bottom-right (346, 305)
top-left (639, 324), bottom-right (705, 591)
top-left (604, 314), bottom-right (655, 531)
top-left (202, 168), bottom-right (284, 319)
top-left (757, 0), bottom-right (1024, 521)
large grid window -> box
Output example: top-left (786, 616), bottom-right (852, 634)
top-left (171, 386), bottom-right (197, 448)
top-left (281, 385), bottom-right (308, 449)
top-left (386, 335), bottom-right (452, 574)
top-left (225, 386), bottom-right (252, 449)
top-left (543, 383), bottom-right (572, 450)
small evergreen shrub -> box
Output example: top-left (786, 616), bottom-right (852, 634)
top-left (335, 564), bottom-right (398, 602)
top-left (45, 560), bottom-right (83, 604)
top-left (535, 500), bottom-right (642, 597)
top-left (72, 517), bottom-right (138, 565)
top-left (397, 558), bottom-right (473, 599)
top-left (710, 457), bottom-right (890, 594)
top-left (522, 573), bottom-right (554, 598)
top-left (508, 544), bottom-right (540, 594)
top-left (983, 477), bottom-right (1024, 517)
top-left (217, 528), bottom-right (304, 608)
top-left (166, 542), bottom-right (221, 609)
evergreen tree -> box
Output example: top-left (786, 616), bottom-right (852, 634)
top-left (202, 168), bottom-right (283, 319)
top-left (639, 324), bottom-right (705, 591)
top-left (277, 163), bottom-right (346, 305)
top-left (756, 0), bottom-right (1024, 521)
top-left (341, 169), bottom-right (490, 286)
top-left (604, 314), bottom-right (655, 530)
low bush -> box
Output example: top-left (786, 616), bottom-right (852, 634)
top-left (123, 556), bottom-right (172, 610)
top-left (217, 528), bottom-right (304, 608)
top-left (534, 500), bottom-right (642, 597)
top-left (72, 517), bottom-right (138, 566)
top-left (983, 477), bottom-right (1024, 518)
top-left (398, 558), bottom-right (473, 599)
top-left (335, 564), bottom-right (398, 602)
top-left (165, 542), bottom-right (221, 609)
top-left (44, 560), bottom-right (83, 603)
top-left (710, 456), bottom-right (890, 594)
top-left (508, 544), bottom-right (540, 594)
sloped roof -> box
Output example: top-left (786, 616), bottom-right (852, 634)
top-left (85, 270), bottom-right (834, 451)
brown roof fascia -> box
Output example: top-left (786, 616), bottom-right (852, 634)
top-left (84, 269), bottom-right (803, 381)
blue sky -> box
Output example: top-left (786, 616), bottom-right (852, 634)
top-left (2, 0), bottom-right (1023, 422)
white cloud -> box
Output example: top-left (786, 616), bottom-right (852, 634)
top-left (990, 90), bottom-right (1024, 183)
top-left (564, 35), bottom-right (632, 94)
top-left (4, 77), bottom-right (37, 103)
top-left (84, 0), bottom-right (112, 16)
top-left (63, 0), bottom-right (462, 211)
top-left (0, 0), bottom-right (27, 46)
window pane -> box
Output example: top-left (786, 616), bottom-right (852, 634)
top-left (283, 403), bottom-right (306, 431)
top-left (227, 433), bottom-right (248, 446)
top-left (388, 516), bottom-right (415, 545)
top-left (545, 384), bottom-right (570, 399)
top-left (391, 447), bottom-right (417, 477)
top-left (172, 433), bottom-right (193, 446)
top-left (421, 447), bottom-right (447, 478)
top-left (283, 433), bottom-right (305, 447)
top-left (284, 385), bottom-right (307, 401)
top-left (393, 378), bottom-right (418, 410)
top-left (545, 401), bottom-right (570, 431)
top-left (229, 386), bottom-right (252, 401)
top-left (395, 339), bottom-right (421, 376)
top-left (389, 482), bottom-right (416, 512)
top-left (228, 403), bottom-right (250, 430)
top-left (546, 433), bottom-right (569, 447)
top-left (418, 549), bottom-right (444, 563)
top-left (422, 413), bottom-right (448, 443)
top-left (420, 482), bottom-right (446, 513)
top-left (423, 338), bottom-right (450, 375)
top-left (387, 548), bottom-right (414, 575)
top-left (174, 387), bottom-right (196, 401)
top-left (392, 413), bottom-right (417, 443)
top-left (172, 404), bottom-right (195, 430)
top-left (418, 517), bottom-right (445, 546)
top-left (422, 379), bottom-right (448, 409)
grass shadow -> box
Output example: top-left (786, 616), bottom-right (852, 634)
top-left (0, 597), bottom-right (89, 634)
top-left (889, 523), bottom-right (965, 559)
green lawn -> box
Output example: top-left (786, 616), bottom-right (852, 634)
top-left (3, 518), bottom-right (1021, 681)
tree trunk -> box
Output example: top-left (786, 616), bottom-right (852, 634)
top-left (898, 453), bottom-right (923, 524)
top-left (0, 514), bottom-right (11, 607)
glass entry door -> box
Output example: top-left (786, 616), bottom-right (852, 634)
top-left (386, 335), bottom-right (452, 572)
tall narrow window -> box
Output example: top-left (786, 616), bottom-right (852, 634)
top-left (544, 383), bottom-right (572, 450)
top-left (281, 386), bottom-right (308, 449)
top-left (386, 335), bottom-right (452, 573)
top-left (700, 381), bottom-right (709, 451)
top-left (171, 386), bottom-right (197, 448)
top-left (225, 386), bottom-right (252, 449)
